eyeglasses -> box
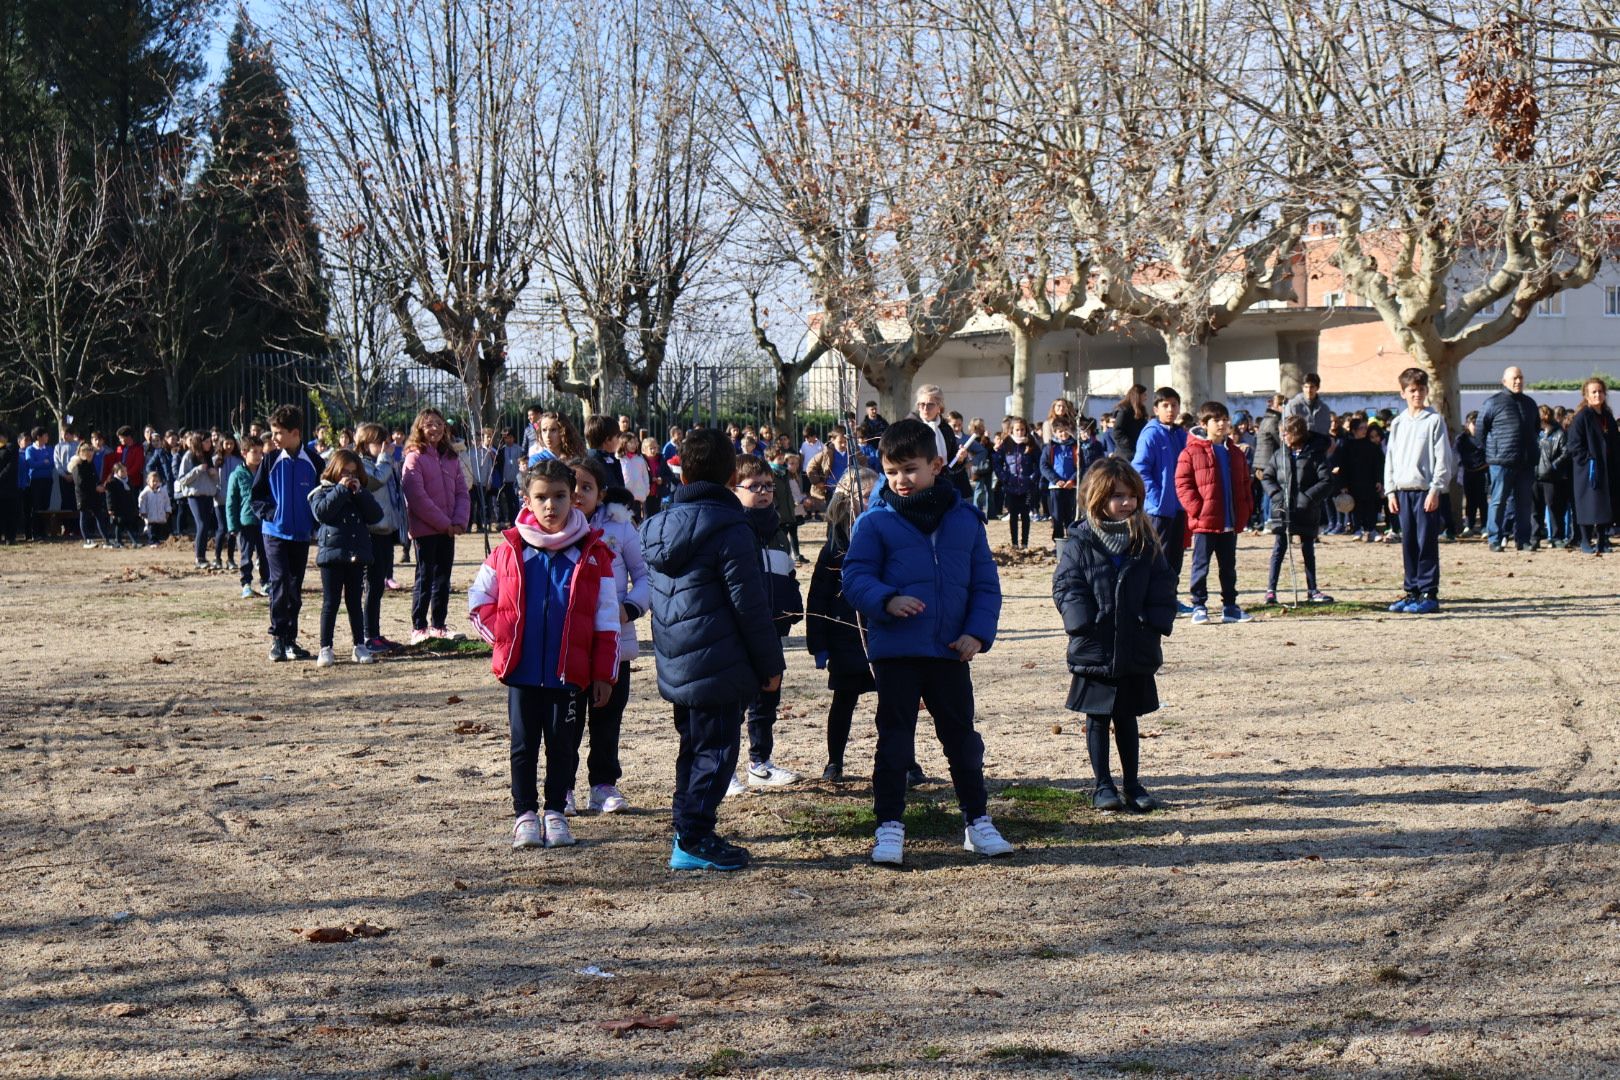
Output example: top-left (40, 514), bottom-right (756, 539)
top-left (915, 401), bottom-right (941, 411)
top-left (737, 483), bottom-right (774, 494)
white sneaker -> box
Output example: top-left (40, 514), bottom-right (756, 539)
top-left (562, 790), bottom-right (577, 817)
top-left (410, 629), bottom-right (431, 645)
top-left (747, 761), bottom-right (801, 787)
top-left (240, 585), bottom-right (253, 599)
top-left (871, 820), bottom-right (905, 865)
top-left (82, 540), bottom-right (97, 549)
top-left (542, 810), bottom-right (575, 847)
top-left (512, 812), bottom-right (541, 849)
top-left (251, 583), bottom-right (269, 597)
top-left (351, 644), bottom-right (375, 664)
top-left (316, 646), bottom-right (337, 668)
top-left (589, 784), bottom-right (628, 813)
top-left (725, 774), bottom-right (749, 798)
top-left (963, 815), bottom-right (1014, 857)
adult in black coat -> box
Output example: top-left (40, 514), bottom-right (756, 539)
top-left (0, 430), bottom-right (19, 544)
top-left (909, 383), bottom-right (972, 498)
top-left (1110, 385), bottom-right (1150, 461)
top-left (1262, 417), bottom-right (1335, 600)
top-left (1566, 379), bottom-right (1618, 553)
top-left (1477, 366), bottom-right (1540, 550)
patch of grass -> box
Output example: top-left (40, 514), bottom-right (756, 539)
top-left (1262, 600), bottom-right (1390, 617)
top-left (408, 637), bottom-right (491, 657)
top-left (686, 1048), bottom-right (744, 1078)
top-left (984, 1045), bottom-right (1071, 1062)
top-left (1372, 965), bottom-right (1415, 985)
top-left (1119, 1063), bottom-right (1157, 1075)
top-left (785, 784), bottom-right (1109, 847)
top-left (787, 799), bottom-right (960, 841)
top-left (916, 1045), bottom-right (948, 1061)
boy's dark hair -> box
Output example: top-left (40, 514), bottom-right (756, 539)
top-left (1303, 372), bottom-right (1322, 388)
top-left (1282, 415), bottom-right (1309, 443)
top-left (116, 425), bottom-right (134, 439)
top-left (1398, 367), bottom-right (1428, 390)
top-left (583, 414), bottom-right (617, 449)
top-left (1348, 414), bottom-right (1368, 431)
top-left (565, 454), bottom-right (610, 492)
top-left (877, 418), bottom-right (938, 464)
top-left (601, 484), bottom-right (634, 507)
top-left (1153, 386), bottom-right (1181, 407)
top-left (1077, 416), bottom-right (1097, 436)
top-left (524, 457), bottom-right (576, 494)
top-left (733, 455), bottom-right (771, 482)
top-left (31, 426), bottom-right (47, 440)
top-left (269, 404), bottom-right (304, 432)
top-left (1051, 414), bottom-right (1075, 431)
top-left (679, 427), bottom-right (737, 485)
top-left (1197, 400), bottom-right (1229, 423)
top-left (1465, 410), bottom-right (1479, 425)
top-left (865, 400), bottom-right (877, 408)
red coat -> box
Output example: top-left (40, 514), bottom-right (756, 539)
top-left (1174, 436), bottom-right (1255, 535)
top-left (467, 527), bottom-right (621, 688)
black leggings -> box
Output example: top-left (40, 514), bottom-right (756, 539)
top-left (363, 536), bottom-right (394, 640)
top-left (412, 533), bottom-right (455, 630)
top-left (1004, 493), bottom-right (1031, 547)
top-left (319, 563), bottom-right (366, 648)
top-left (826, 688), bottom-right (865, 767)
top-left (580, 659), bottom-right (631, 787)
top-left (188, 496), bottom-right (216, 563)
top-left (1086, 714), bottom-right (1140, 789)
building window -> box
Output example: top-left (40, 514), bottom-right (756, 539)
top-left (1536, 294), bottom-right (1564, 317)
top-left (1606, 286), bottom-right (1620, 317)
top-left (1322, 291), bottom-right (1343, 308)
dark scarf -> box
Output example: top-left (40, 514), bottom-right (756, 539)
top-left (744, 503), bottom-right (781, 543)
top-left (879, 481), bottom-right (957, 534)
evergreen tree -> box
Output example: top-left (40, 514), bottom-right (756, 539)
top-left (200, 16), bottom-right (328, 358)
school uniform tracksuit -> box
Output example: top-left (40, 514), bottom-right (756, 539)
top-left (1132, 419), bottom-right (1189, 584)
top-left (252, 446), bottom-right (324, 646)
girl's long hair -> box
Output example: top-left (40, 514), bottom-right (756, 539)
top-left (826, 464), bottom-right (880, 549)
top-left (406, 409), bottom-right (454, 457)
top-left (537, 411), bottom-right (585, 458)
top-left (321, 448), bottom-right (365, 484)
top-left (1079, 457), bottom-right (1159, 555)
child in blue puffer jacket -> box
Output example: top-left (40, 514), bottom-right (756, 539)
top-left (842, 419), bottom-right (1011, 867)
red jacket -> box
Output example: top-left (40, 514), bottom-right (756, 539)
top-left (1174, 436), bottom-right (1255, 535)
top-left (467, 526), bottom-right (621, 688)
top-left (103, 443), bottom-right (144, 486)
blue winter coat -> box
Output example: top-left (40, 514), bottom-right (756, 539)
top-left (308, 481), bottom-right (384, 566)
top-left (994, 441), bottom-right (1041, 497)
top-left (1052, 519), bottom-right (1176, 678)
top-left (1131, 419), bottom-right (1188, 516)
top-left (841, 485), bottom-right (1001, 662)
top-left (639, 481), bottom-right (786, 706)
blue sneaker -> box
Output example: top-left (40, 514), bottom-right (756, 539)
top-left (1190, 605), bottom-right (1210, 624)
top-left (1407, 596), bottom-right (1440, 615)
top-left (669, 833), bottom-right (749, 871)
top-left (1388, 596), bottom-right (1414, 613)
top-left (1176, 601), bottom-right (1196, 617)
top-left (1221, 605), bottom-right (1253, 623)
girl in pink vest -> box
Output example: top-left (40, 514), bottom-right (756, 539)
top-left (468, 459), bottom-right (620, 850)
top-left (401, 409), bottom-right (471, 642)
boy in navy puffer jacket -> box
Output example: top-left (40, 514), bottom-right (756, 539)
top-left (640, 429), bottom-right (785, 872)
top-left (1040, 415), bottom-right (1081, 543)
top-left (842, 419), bottom-right (1012, 867)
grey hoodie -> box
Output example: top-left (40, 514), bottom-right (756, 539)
top-left (1383, 407), bottom-right (1456, 493)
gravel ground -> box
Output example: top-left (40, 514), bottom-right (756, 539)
top-left (1, 524), bottom-right (1616, 1079)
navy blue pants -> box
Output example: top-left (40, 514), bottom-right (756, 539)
top-left (319, 563), bottom-right (366, 648)
top-left (238, 522), bottom-right (267, 587)
top-left (363, 533), bottom-right (394, 641)
top-left (1189, 531), bottom-right (1238, 608)
top-left (1487, 464), bottom-right (1535, 548)
top-left (1049, 486), bottom-right (1077, 540)
top-left (1396, 490), bottom-right (1441, 597)
top-left (188, 496), bottom-right (216, 563)
top-left (509, 685), bottom-right (584, 816)
top-left (412, 532), bottom-right (454, 631)
top-left (264, 536), bottom-right (310, 642)
top-left (1149, 513), bottom-right (1185, 584)
top-left (871, 658), bottom-right (987, 825)
top-left (672, 702), bottom-right (744, 842)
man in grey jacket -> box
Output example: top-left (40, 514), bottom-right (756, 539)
top-left (1477, 366), bottom-right (1539, 551)
top-left (1286, 374), bottom-right (1332, 438)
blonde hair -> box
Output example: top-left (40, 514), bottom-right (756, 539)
top-left (826, 464), bottom-right (880, 545)
top-left (1079, 458), bottom-right (1159, 555)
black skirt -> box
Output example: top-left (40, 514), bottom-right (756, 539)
top-left (827, 658), bottom-right (876, 694)
top-left (1066, 672), bottom-right (1159, 717)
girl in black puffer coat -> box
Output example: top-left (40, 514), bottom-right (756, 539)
top-left (806, 465), bottom-right (879, 782)
top-left (308, 449), bottom-right (384, 666)
top-left (1053, 457), bottom-right (1177, 812)
top-left (1262, 415), bottom-right (1335, 604)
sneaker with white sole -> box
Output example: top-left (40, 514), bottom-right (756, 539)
top-left (871, 820), bottom-right (905, 865)
top-left (542, 810), bottom-right (575, 847)
top-left (747, 761), bottom-right (801, 787)
top-left (562, 790), bottom-right (577, 817)
top-left (252, 583), bottom-right (269, 597)
top-left (589, 784), bottom-right (628, 813)
top-left (351, 644), bottom-right (376, 664)
top-left (725, 775), bottom-right (749, 798)
top-left (512, 812), bottom-right (541, 849)
top-left (1190, 605), bottom-right (1210, 625)
top-left (316, 646), bottom-right (337, 667)
top-left (240, 585), bottom-right (254, 599)
top-left (1221, 605), bottom-right (1253, 624)
top-left (410, 628), bottom-right (432, 645)
top-left (963, 815), bottom-right (1014, 857)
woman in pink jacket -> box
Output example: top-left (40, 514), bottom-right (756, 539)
top-left (401, 409), bottom-right (471, 642)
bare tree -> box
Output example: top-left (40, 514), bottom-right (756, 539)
top-left (1264, 0), bottom-right (1620, 424)
top-left (697, 0), bottom-right (998, 419)
top-left (0, 136), bottom-right (139, 428)
top-left (747, 288), bottom-right (830, 431)
top-left (538, 0), bottom-right (734, 426)
top-left (271, 0), bottom-right (555, 432)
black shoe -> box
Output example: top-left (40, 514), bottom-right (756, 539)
top-left (284, 641), bottom-right (314, 661)
top-left (673, 832), bottom-right (749, 871)
top-left (821, 763), bottom-right (844, 783)
top-left (906, 764), bottom-right (928, 788)
top-left (1093, 784), bottom-right (1125, 812)
top-left (1123, 783), bottom-right (1159, 813)
top-left (1488, 541), bottom-right (1502, 552)
top-left (267, 639), bottom-right (287, 662)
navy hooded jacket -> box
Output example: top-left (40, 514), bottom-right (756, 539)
top-left (639, 481), bottom-right (786, 706)
top-left (841, 482), bottom-right (1001, 662)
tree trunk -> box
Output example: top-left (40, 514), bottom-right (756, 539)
top-left (1010, 322), bottom-right (1037, 423)
top-left (465, 366), bottom-right (497, 434)
top-left (1426, 349), bottom-right (1463, 432)
top-left (1162, 332), bottom-right (1211, 410)
top-left (633, 382), bottom-right (651, 429)
top-left (774, 367), bottom-right (796, 435)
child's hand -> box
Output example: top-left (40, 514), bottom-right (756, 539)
top-left (885, 594), bottom-right (926, 618)
top-left (1387, 494), bottom-right (1399, 515)
top-left (761, 673), bottom-right (782, 693)
top-left (621, 603), bottom-right (638, 622)
top-left (1423, 490), bottom-right (1440, 513)
top-left (949, 635), bottom-right (983, 661)
top-left (589, 680), bottom-right (613, 708)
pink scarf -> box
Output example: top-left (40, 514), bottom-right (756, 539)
top-left (514, 507), bottom-right (588, 550)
